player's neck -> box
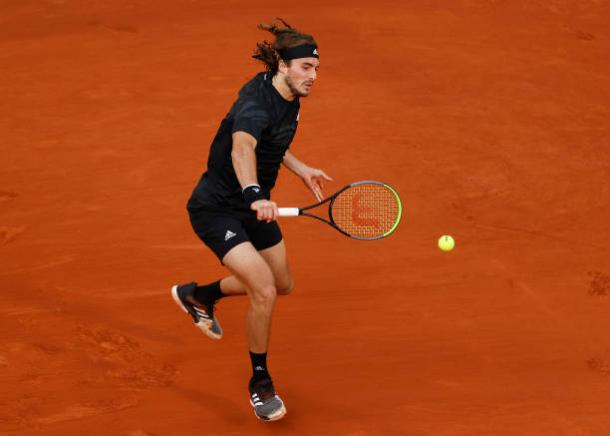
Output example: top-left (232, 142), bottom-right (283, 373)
top-left (271, 74), bottom-right (296, 101)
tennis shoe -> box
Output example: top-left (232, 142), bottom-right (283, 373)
top-left (249, 377), bottom-right (287, 421)
top-left (171, 282), bottom-right (223, 340)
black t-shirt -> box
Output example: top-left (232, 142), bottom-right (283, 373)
top-left (190, 72), bottom-right (300, 210)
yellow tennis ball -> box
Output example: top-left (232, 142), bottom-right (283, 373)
top-left (438, 235), bottom-right (455, 252)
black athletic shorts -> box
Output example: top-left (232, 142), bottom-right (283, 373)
top-left (187, 199), bottom-right (283, 263)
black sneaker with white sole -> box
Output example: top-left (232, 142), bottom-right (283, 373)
top-left (171, 282), bottom-right (223, 340)
top-left (249, 377), bottom-right (287, 421)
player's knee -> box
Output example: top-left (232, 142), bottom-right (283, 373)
top-left (252, 284), bottom-right (277, 306)
top-left (276, 278), bottom-right (294, 296)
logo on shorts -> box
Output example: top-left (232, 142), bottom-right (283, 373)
top-left (224, 230), bottom-right (237, 241)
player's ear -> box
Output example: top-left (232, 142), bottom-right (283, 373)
top-left (278, 59), bottom-right (289, 74)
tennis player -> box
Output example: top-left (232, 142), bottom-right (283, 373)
top-left (171, 18), bottom-right (330, 421)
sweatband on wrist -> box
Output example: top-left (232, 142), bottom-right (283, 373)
top-left (242, 184), bottom-right (265, 206)
top-left (278, 44), bottom-right (319, 61)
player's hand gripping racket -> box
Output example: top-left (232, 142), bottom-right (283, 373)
top-left (278, 180), bottom-right (402, 240)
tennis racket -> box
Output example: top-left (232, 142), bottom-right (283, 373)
top-left (278, 180), bottom-right (402, 240)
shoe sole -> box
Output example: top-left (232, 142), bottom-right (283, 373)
top-left (249, 398), bottom-right (287, 421)
top-left (171, 285), bottom-right (222, 340)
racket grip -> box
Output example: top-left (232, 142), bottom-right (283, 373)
top-left (278, 207), bottom-right (300, 217)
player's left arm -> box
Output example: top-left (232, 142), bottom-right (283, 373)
top-left (282, 150), bottom-right (332, 201)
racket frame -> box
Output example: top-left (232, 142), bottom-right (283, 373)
top-left (278, 180), bottom-right (402, 240)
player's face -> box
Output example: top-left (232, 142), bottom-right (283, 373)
top-left (284, 57), bottom-right (319, 97)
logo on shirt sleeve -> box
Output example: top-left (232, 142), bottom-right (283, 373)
top-left (225, 230), bottom-right (237, 241)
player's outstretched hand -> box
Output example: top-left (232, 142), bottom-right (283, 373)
top-left (251, 199), bottom-right (279, 222)
top-left (301, 167), bottom-right (332, 202)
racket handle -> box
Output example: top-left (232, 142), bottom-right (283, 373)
top-left (278, 207), bottom-right (300, 217)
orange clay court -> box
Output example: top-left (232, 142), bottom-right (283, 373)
top-left (1, 1), bottom-right (610, 435)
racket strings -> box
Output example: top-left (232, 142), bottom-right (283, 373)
top-left (331, 183), bottom-right (400, 239)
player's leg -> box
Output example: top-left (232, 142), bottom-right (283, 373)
top-left (221, 242), bottom-right (287, 421)
top-left (211, 240), bottom-right (293, 296)
top-left (249, 217), bottom-right (293, 295)
top-left (221, 242), bottom-right (277, 352)
top-left (259, 240), bottom-right (293, 295)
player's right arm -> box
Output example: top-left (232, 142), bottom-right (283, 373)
top-left (231, 131), bottom-right (278, 222)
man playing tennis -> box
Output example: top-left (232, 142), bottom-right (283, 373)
top-left (171, 18), bottom-right (330, 421)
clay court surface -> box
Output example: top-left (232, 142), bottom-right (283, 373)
top-left (2, 1), bottom-right (610, 434)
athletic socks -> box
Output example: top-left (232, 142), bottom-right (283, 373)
top-left (249, 351), bottom-right (270, 381)
top-left (193, 280), bottom-right (224, 307)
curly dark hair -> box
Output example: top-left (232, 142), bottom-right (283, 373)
top-left (252, 18), bottom-right (317, 74)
